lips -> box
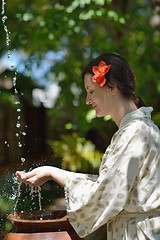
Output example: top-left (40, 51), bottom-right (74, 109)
top-left (92, 105), bottom-right (97, 109)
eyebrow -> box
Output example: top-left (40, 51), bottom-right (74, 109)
top-left (86, 85), bottom-right (92, 90)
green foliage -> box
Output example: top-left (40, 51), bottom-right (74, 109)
top-left (0, 198), bottom-right (13, 214)
top-left (152, 112), bottom-right (160, 127)
top-left (50, 133), bottom-right (103, 173)
top-left (0, 91), bottom-right (16, 106)
top-left (0, 0), bottom-right (160, 163)
top-left (0, 1), bottom-right (159, 162)
top-left (4, 220), bottom-right (13, 232)
top-left (1, 0), bottom-right (160, 136)
top-left (0, 2), bottom-right (160, 236)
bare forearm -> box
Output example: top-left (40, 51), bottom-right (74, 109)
top-left (49, 166), bottom-right (71, 187)
top-left (16, 166), bottom-right (73, 187)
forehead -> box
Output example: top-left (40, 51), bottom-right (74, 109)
top-left (84, 73), bottom-right (94, 90)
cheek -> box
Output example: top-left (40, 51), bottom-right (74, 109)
top-left (97, 94), bottom-right (105, 106)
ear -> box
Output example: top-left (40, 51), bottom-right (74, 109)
top-left (107, 82), bottom-right (117, 95)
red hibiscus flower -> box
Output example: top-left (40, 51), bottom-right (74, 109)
top-left (92, 61), bottom-right (111, 87)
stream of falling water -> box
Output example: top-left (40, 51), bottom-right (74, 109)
top-left (1, 0), bottom-right (43, 215)
top-left (13, 182), bottom-right (22, 217)
top-left (30, 186), bottom-right (42, 211)
top-left (13, 183), bottom-right (42, 215)
top-left (1, 0), bottom-right (11, 50)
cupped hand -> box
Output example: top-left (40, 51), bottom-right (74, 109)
top-left (16, 166), bottom-right (52, 186)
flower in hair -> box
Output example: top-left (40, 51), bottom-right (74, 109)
top-left (92, 61), bottom-right (111, 87)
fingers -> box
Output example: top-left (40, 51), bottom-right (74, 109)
top-left (16, 170), bottom-right (41, 186)
top-left (16, 171), bottom-right (25, 181)
top-left (16, 170), bottom-right (34, 180)
top-left (16, 167), bottom-right (50, 187)
top-left (25, 176), bottom-right (38, 186)
top-left (16, 171), bottom-right (25, 177)
top-left (16, 170), bottom-right (34, 185)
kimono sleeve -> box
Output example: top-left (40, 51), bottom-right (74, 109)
top-left (64, 128), bottom-right (143, 238)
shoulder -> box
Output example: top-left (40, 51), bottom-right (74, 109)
top-left (112, 118), bottom-right (159, 145)
top-left (120, 118), bottom-right (160, 148)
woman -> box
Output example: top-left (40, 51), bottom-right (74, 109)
top-left (16, 52), bottom-right (160, 239)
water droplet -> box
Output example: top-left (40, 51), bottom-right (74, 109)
top-left (21, 158), bottom-right (25, 163)
top-left (22, 132), bottom-right (26, 136)
top-left (18, 142), bottom-right (22, 147)
top-left (15, 101), bottom-right (20, 105)
top-left (2, 15), bottom-right (7, 22)
top-left (7, 50), bottom-right (11, 58)
top-left (17, 108), bottom-right (21, 112)
top-left (14, 89), bottom-right (18, 94)
top-left (4, 25), bottom-right (7, 31)
top-left (15, 133), bottom-right (19, 137)
top-left (16, 123), bottom-right (20, 128)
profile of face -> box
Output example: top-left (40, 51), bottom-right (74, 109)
top-left (84, 73), bottom-right (116, 117)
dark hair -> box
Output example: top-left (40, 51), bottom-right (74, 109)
top-left (81, 52), bottom-right (145, 108)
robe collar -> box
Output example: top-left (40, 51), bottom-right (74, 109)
top-left (119, 107), bottom-right (153, 129)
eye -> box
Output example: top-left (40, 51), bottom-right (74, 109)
top-left (89, 90), bottom-right (94, 95)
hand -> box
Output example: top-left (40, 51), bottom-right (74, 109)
top-left (16, 166), bottom-right (52, 186)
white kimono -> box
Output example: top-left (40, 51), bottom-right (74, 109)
top-left (64, 107), bottom-right (160, 240)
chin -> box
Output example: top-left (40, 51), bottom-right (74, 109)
top-left (96, 112), bottom-right (105, 118)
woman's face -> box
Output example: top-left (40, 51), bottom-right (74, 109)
top-left (84, 73), bottom-right (113, 117)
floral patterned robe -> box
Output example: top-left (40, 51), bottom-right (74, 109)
top-left (64, 107), bottom-right (160, 240)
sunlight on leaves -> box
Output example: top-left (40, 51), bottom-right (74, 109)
top-left (50, 133), bottom-right (102, 173)
top-left (86, 109), bottom-right (96, 123)
top-left (103, 115), bottom-right (112, 121)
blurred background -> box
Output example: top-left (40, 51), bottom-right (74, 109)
top-left (0, 0), bottom-right (160, 239)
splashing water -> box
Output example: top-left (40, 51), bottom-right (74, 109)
top-left (12, 72), bottom-right (18, 94)
top-left (1, 0), bottom-right (5, 15)
top-left (1, 0), bottom-right (11, 50)
top-left (20, 157), bottom-right (25, 164)
top-left (1, 0), bottom-right (23, 153)
top-left (1, 0), bottom-right (23, 152)
top-left (1, 0), bottom-right (43, 219)
top-left (13, 180), bottom-right (43, 215)
top-left (14, 182), bottom-right (22, 216)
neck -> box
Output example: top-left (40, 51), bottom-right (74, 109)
top-left (111, 98), bottom-right (138, 128)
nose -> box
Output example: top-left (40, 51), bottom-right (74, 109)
top-left (86, 94), bottom-right (92, 105)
